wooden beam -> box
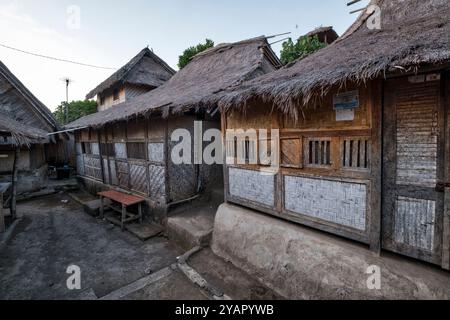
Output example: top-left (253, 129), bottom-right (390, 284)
top-left (369, 79), bottom-right (383, 254)
top-left (0, 190), bottom-right (4, 233)
top-left (347, 0), bottom-right (363, 6)
top-left (442, 70), bottom-right (450, 270)
top-left (10, 147), bottom-right (19, 220)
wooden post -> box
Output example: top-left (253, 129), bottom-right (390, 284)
top-left (369, 79), bottom-right (383, 255)
top-left (442, 71), bottom-right (450, 270)
top-left (0, 191), bottom-right (4, 233)
top-left (10, 146), bottom-right (19, 220)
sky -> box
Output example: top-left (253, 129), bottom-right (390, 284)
top-left (0, 0), bottom-right (369, 111)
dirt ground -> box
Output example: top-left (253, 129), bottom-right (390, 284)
top-left (0, 193), bottom-right (279, 300)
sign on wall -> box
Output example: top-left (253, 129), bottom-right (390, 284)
top-left (333, 90), bottom-right (359, 121)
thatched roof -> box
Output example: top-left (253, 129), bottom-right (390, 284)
top-left (67, 37), bottom-right (281, 129)
top-left (86, 48), bottom-right (176, 99)
top-left (0, 114), bottom-right (48, 147)
top-left (219, 0), bottom-right (450, 119)
top-left (305, 26), bottom-right (338, 44)
top-left (0, 61), bottom-right (60, 131)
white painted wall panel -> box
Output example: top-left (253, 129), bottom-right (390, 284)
top-left (394, 196), bottom-right (435, 251)
top-left (284, 176), bottom-right (367, 231)
top-left (228, 168), bottom-right (275, 207)
top-left (148, 143), bottom-right (164, 163)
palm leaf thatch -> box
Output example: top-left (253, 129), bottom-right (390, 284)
top-left (67, 37), bottom-right (280, 130)
top-left (219, 0), bottom-right (450, 120)
top-left (86, 48), bottom-right (176, 99)
top-left (0, 115), bottom-right (48, 147)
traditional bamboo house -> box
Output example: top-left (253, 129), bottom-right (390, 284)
top-left (66, 37), bottom-right (281, 221)
top-left (86, 48), bottom-right (176, 112)
top-left (0, 61), bottom-right (62, 194)
top-left (218, 0), bottom-right (450, 269)
top-left (0, 115), bottom-right (49, 228)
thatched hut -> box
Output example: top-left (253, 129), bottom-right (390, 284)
top-left (86, 48), bottom-right (176, 111)
top-left (66, 37), bottom-right (281, 221)
top-left (218, 0), bottom-right (450, 269)
top-left (0, 61), bottom-right (62, 194)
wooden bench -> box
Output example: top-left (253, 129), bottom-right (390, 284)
top-left (98, 190), bottom-right (145, 231)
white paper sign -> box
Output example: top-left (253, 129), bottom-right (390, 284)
top-left (336, 109), bottom-right (355, 121)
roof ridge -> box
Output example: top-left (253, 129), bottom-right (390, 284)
top-left (0, 60), bottom-right (60, 131)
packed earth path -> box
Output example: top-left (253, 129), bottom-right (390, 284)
top-left (0, 193), bottom-right (279, 300)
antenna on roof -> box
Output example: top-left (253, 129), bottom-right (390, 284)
top-left (347, 0), bottom-right (367, 14)
top-left (60, 77), bottom-right (74, 124)
top-left (266, 32), bottom-right (291, 39)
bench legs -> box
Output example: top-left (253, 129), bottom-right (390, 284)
top-left (138, 203), bottom-right (143, 224)
top-left (121, 204), bottom-right (126, 231)
top-left (100, 196), bottom-right (104, 219)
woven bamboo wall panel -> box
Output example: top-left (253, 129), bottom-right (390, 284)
top-left (148, 165), bottom-right (166, 202)
top-left (396, 85), bottom-right (439, 188)
top-left (394, 196), bottom-right (436, 251)
top-left (228, 168), bottom-right (275, 207)
top-left (130, 164), bottom-right (148, 194)
top-left (284, 175), bottom-right (367, 231)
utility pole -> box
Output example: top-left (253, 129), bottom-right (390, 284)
top-left (60, 77), bottom-right (73, 124)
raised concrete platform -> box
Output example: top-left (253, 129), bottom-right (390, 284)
top-left (167, 207), bottom-right (216, 250)
top-left (212, 203), bottom-right (450, 300)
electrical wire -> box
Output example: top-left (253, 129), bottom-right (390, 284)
top-left (0, 42), bottom-right (117, 70)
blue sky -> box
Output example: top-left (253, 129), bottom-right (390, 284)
top-left (0, 0), bottom-right (369, 110)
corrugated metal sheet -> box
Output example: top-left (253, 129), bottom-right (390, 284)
top-left (396, 85), bottom-right (439, 188)
top-left (395, 196), bottom-right (436, 251)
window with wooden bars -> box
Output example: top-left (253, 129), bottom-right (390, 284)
top-left (126, 142), bottom-right (147, 160)
top-left (342, 138), bottom-right (370, 170)
top-left (305, 138), bottom-right (332, 167)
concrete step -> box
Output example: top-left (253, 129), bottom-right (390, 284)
top-left (167, 207), bottom-right (216, 251)
top-left (83, 199), bottom-right (111, 217)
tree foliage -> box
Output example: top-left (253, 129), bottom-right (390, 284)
top-left (178, 39), bottom-right (215, 69)
top-left (53, 100), bottom-right (97, 125)
top-left (280, 35), bottom-right (327, 65)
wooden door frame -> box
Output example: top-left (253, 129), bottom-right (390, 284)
top-left (382, 73), bottom-right (446, 266)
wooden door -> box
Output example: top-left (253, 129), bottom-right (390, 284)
top-left (383, 76), bottom-right (444, 265)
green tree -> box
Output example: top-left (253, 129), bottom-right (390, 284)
top-left (53, 100), bottom-right (97, 125)
top-left (178, 39), bottom-right (214, 69)
top-left (280, 35), bottom-right (327, 65)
